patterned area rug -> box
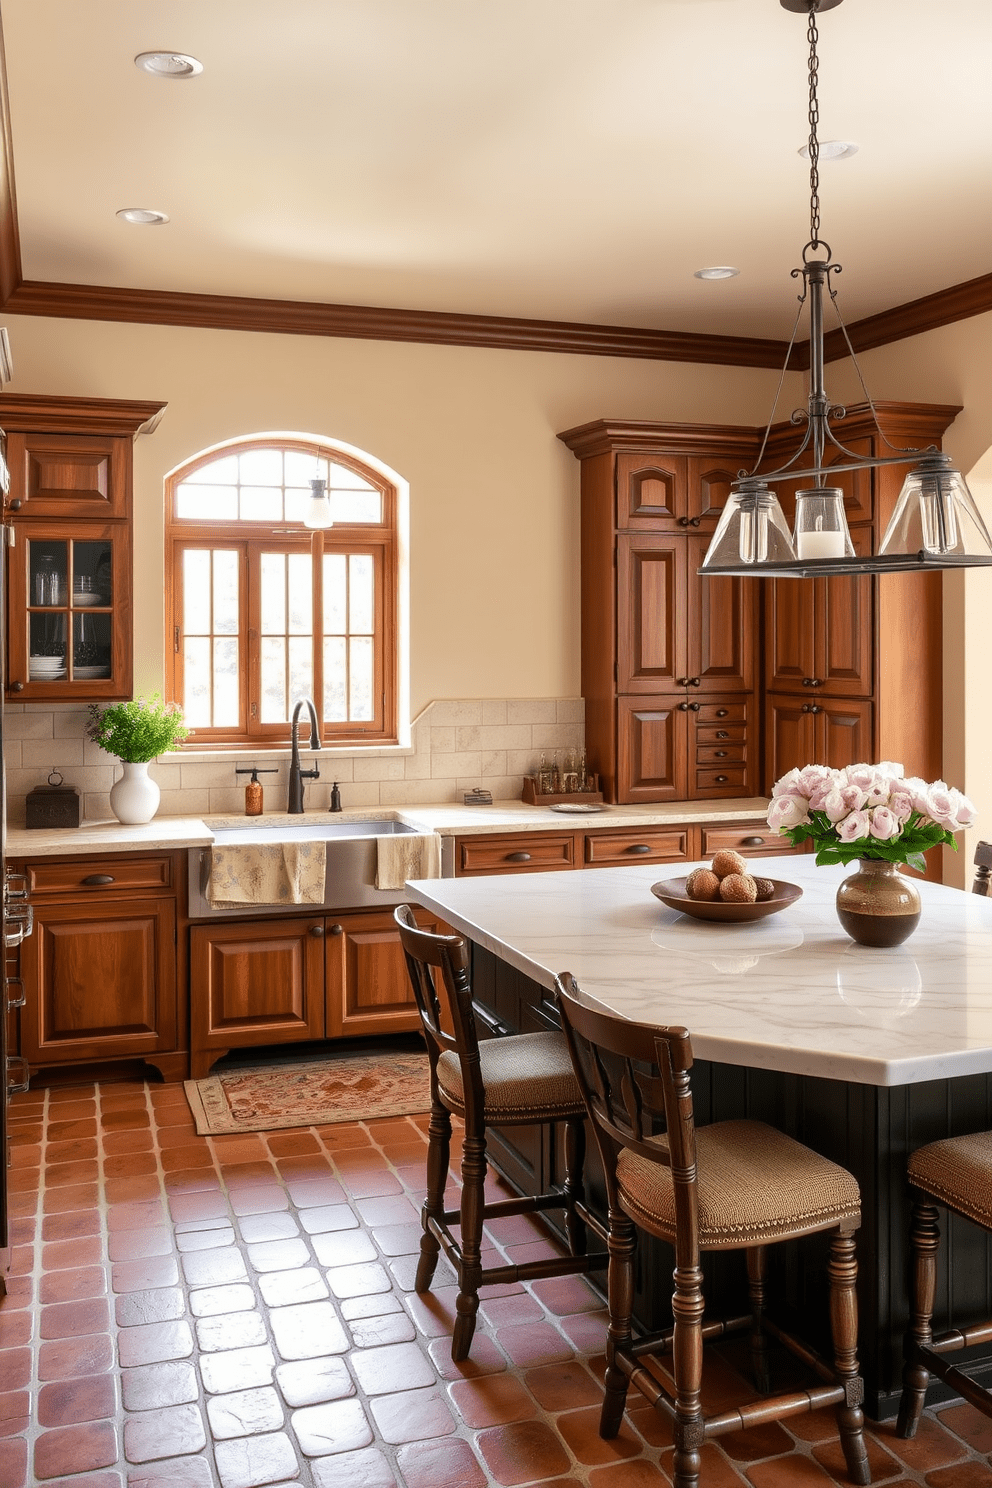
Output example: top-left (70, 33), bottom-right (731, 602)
top-left (184, 1051), bottom-right (431, 1134)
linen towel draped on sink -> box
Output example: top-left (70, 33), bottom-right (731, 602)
top-left (206, 842), bottom-right (327, 906)
top-left (375, 833), bottom-right (442, 891)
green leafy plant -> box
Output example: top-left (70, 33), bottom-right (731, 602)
top-left (86, 695), bottom-right (190, 763)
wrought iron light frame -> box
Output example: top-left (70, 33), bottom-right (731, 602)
top-left (699, 0), bottom-right (992, 579)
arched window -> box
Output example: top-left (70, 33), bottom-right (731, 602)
top-left (165, 436), bottom-right (399, 746)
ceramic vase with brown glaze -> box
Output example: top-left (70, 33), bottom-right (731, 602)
top-left (835, 858), bottom-right (922, 948)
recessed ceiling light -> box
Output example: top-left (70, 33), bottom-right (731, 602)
top-left (798, 140), bottom-right (859, 161)
top-left (694, 266), bottom-right (740, 280)
top-left (134, 51), bottom-right (203, 79)
top-left (116, 208), bottom-right (170, 225)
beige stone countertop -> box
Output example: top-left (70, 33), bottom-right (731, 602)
top-left (7, 797), bottom-right (771, 858)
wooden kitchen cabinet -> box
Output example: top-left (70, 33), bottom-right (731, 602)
top-left (456, 831), bottom-right (577, 877)
top-left (190, 918), bottom-right (325, 1075)
top-left (1, 394), bottom-right (167, 702)
top-left (561, 420), bottom-right (758, 803)
top-left (617, 694), bottom-right (753, 802)
top-left (13, 849), bottom-right (186, 1082)
top-left (190, 905), bottom-right (440, 1077)
top-left (765, 694), bottom-right (874, 783)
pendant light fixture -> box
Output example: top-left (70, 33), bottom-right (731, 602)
top-left (700, 0), bottom-right (992, 579)
top-left (303, 477), bottom-right (334, 530)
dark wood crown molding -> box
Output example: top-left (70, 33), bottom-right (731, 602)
top-left (0, 393), bottom-right (168, 438)
top-left (558, 419), bottom-right (761, 459)
top-left (1, 278), bottom-right (792, 369)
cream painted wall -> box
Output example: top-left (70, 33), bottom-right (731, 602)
top-left (829, 312), bottom-right (992, 887)
top-left (2, 313), bottom-right (785, 716)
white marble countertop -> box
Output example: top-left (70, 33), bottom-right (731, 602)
top-left (404, 854), bottom-right (992, 1089)
top-left (6, 797), bottom-right (770, 858)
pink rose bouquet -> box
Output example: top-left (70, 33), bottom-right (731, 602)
top-left (767, 761), bottom-right (975, 872)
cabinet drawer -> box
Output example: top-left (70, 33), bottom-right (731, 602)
top-left (584, 828), bottom-right (690, 867)
top-left (694, 765), bottom-right (747, 794)
top-left (695, 722), bottom-right (746, 745)
top-left (24, 854), bottom-right (175, 898)
top-left (457, 833), bottom-right (576, 876)
top-left (695, 701), bottom-right (747, 724)
top-left (696, 742), bottom-right (745, 765)
top-left (701, 825), bottom-right (796, 857)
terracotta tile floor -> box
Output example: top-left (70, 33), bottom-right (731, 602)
top-left (2, 1075), bottom-right (992, 1486)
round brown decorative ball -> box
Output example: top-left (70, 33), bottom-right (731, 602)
top-left (711, 849), bottom-right (748, 880)
top-left (685, 868), bottom-right (721, 901)
top-left (753, 877), bottom-right (776, 902)
top-left (719, 872), bottom-right (758, 904)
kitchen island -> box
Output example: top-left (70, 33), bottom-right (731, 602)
top-left (405, 854), bottom-right (992, 1418)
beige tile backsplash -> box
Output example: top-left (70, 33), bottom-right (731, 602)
top-left (3, 698), bottom-right (585, 825)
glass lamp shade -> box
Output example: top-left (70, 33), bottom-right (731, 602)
top-left (303, 477), bottom-right (333, 530)
top-left (793, 487), bottom-right (855, 561)
top-left (879, 453), bottom-right (992, 559)
top-left (699, 481), bottom-right (796, 569)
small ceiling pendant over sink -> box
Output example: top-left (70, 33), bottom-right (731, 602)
top-left (699, 0), bottom-right (992, 580)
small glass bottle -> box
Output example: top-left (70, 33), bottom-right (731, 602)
top-left (578, 747), bottom-right (588, 791)
top-left (537, 752), bottom-right (550, 796)
top-left (550, 752), bottom-right (561, 794)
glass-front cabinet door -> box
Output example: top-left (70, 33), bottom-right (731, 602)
top-left (7, 521), bottom-right (132, 699)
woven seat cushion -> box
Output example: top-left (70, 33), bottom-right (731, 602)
top-left (617, 1119), bottom-right (860, 1249)
top-left (909, 1131), bottom-right (992, 1228)
top-left (436, 1031), bottom-right (585, 1122)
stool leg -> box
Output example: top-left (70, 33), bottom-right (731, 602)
top-left (563, 1116), bottom-right (587, 1258)
top-left (827, 1229), bottom-right (870, 1487)
top-left (415, 1094), bottom-right (452, 1293)
top-left (897, 1198), bottom-right (940, 1440)
top-left (746, 1245), bottom-right (771, 1395)
top-left (600, 1207), bottom-right (636, 1439)
top-left (671, 1259), bottom-right (705, 1488)
top-left (451, 1127), bottom-right (487, 1362)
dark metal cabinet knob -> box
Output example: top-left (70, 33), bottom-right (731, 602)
top-left (677, 700), bottom-right (689, 712)
top-left (81, 874), bottom-right (115, 886)
top-left (689, 517), bottom-right (701, 527)
top-left (689, 701), bottom-right (700, 711)
top-left (626, 844), bottom-right (652, 854)
top-left (689, 677), bottom-right (701, 687)
top-left (676, 677), bottom-right (690, 688)
top-left (677, 515), bottom-right (690, 527)
top-left (715, 729), bottom-right (728, 738)
top-left (714, 750), bottom-right (728, 758)
top-left (10, 681), bottom-right (23, 693)
top-left (802, 702), bottom-right (811, 713)
top-left (715, 775), bottom-right (729, 783)
top-left (716, 709), bottom-right (728, 717)
top-left (310, 924), bottom-right (325, 937)
top-left (506, 852), bottom-right (532, 863)
top-left (741, 836), bottom-right (765, 847)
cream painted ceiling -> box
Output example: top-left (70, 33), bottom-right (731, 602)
top-left (3, 0), bottom-right (991, 340)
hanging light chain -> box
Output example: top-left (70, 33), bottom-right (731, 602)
top-left (807, 1), bottom-right (821, 248)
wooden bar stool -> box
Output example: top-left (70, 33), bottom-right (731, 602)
top-left (394, 905), bottom-right (606, 1361)
top-left (555, 971), bottom-right (870, 1488)
top-left (897, 1131), bottom-right (992, 1437)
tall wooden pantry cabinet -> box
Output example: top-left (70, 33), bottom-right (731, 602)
top-left (560, 403), bottom-right (958, 804)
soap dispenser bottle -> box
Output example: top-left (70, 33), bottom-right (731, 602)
top-left (235, 766), bottom-right (277, 817)
top-left (330, 782), bottom-right (342, 813)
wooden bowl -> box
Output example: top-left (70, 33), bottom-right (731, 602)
top-left (650, 877), bottom-right (803, 923)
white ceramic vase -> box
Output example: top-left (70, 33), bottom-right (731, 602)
top-left (109, 760), bottom-right (160, 825)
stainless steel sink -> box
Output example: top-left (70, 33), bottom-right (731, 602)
top-left (188, 817), bottom-right (429, 919)
top-left (209, 819), bottom-right (418, 844)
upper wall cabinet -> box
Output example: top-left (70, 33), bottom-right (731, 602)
top-left (2, 395), bottom-right (167, 702)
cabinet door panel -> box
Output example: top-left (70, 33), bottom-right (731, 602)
top-left (687, 453), bottom-right (753, 529)
top-left (815, 527), bottom-right (874, 696)
top-left (686, 533), bottom-right (755, 692)
top-left (6, 431), bottom-right (129, 519)
top-left (765, 574), bottom-right (816, 692)
top-left (617, 698), bottom-right (686, 802)
top-left (617, 534), bottom-right (685, 693)
top-left (190, 919), bottom-right (324, 1051)
top-left (764, 695), bottom-right (815, 790)
top-left (21, 899), bottom-right (176, 1064)
top-left (326, 910), bottom-right (432, 1039)
top-left (616, 452), bottom-right (687, 528)
top-left (816, 699), bottom-right (875, 770)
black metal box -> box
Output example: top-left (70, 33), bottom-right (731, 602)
top-left (25, 777), bottom-right (81, 829)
